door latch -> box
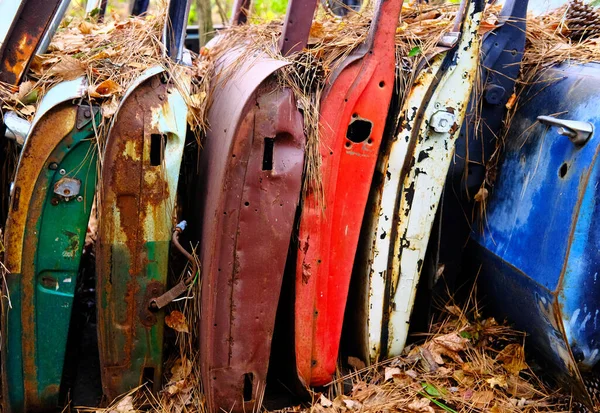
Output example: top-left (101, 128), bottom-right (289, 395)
top-left (538, 115), bottom-right (594, 146)
top-left (148, 220), bottom-right (199, 311)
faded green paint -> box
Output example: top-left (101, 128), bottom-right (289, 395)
top-left (96, 68), bottom-right (189, 399)
top-left (100, 241), bottom-right (167, 393)
top-left (4, 109), bottom-right (99, 412)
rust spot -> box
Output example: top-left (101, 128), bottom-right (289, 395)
top-left (0, 0), bottom-right (64, 85)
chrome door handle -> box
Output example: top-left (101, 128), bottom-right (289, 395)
top-left (538, 115), bottom-right (594, 146)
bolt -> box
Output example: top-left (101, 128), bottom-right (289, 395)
top-left (76, 196), bottom-right (83, 202)
top-left (49, 162), bottom-right (58, 170)
top-left (430, 110), bottom-right (455, 133)
top-left (51, 197), bottom-right (59, 206)
top-left (63, 189), bottom-right (70, 195)
top-left (84, 109), bottom-right (91, 118)
top-left (484, 84), bottom-right (506, 105)
top-left (59, 169), bottom-right (66, 175)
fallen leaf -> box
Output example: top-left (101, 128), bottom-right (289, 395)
top-left (474, 186), bottom-right (488, 203)
top-left (101, 96), bottom-right (119, 118)
top-left (107, 395), bottom-right (137, 413)
top-left (79, 20), bottom-right (95, 34)
top-left (46, 56), bottom-right (86, 80)
top-left (471, 390), bottom-right (494, 408)
top-left (490, 404), bottom-right (510, 413)
top-left (127, 62), bottom-right (147, 69)
top-left (453, 369), bottom-right (474, 387)
top-left (407, 398), bottom-right (435, 413)
top-left (18, 105), bottom-right (36, 117)
top-left (88, 79), bottom-right (122, 98)
top-left (170, 357), bottom-right (192, 383)
top-left (17, 81), bottom-right (34, 102)
top-left (479, 20), bottom-right (498, 35)
top-left (384, 366), bottom-right (401, 381)
top-left (506, 375), bottom-right (536, 398)
top-left (347, 356), bottom-right (366, 370)
top-left (419, 347), bottom-right (439, 371)
top-left (319, 394), bottom-right (332, 407)
top-left (342, 398), bottom-right (361, 410)
top-left (395, 21), bottom-right (409, 33)
top-left (422, 332), bottom-right (468, 365)
top-left (405, 369), bottom-right (418, 379)
top-left (189, 92), bottom-right (207, 109)
top-left (497, 343), bottom-right (528, 374)
top-left (486, 375), bottom-right (508, 389)
top-left (310, 21), bottom-right (325, 38)
top-left (165, 310), bottom-right (189, 333)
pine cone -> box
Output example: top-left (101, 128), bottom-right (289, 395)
top-left (566, 0), bottom-right (600, 40)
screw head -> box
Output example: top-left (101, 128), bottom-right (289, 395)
top-left (76, 195), bottom-right (83, 202)
top-left (49, 162), bottom-right (58, 170)
top-left (84, 109), bottom-right (91, 118)
top-left (50, 197), bottom-right (59, 206)
top-left (59, 169), bottom-right (66, 175)
top-left (430, 110), bottom-right (456, 133)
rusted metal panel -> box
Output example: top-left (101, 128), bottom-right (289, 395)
top-left (197, 47), bottom-right (305, 411)
top-left (197, 0), bottom-right (315, 409)
top-left (230, 0), bottom-right (252, 25)
top-left (96, 68), bottom-right (188, 400)
top-left (294, 0), bottom-right (403, 388)
top-left (0, 0), bottom-right (63, 85)
top-left (2, 79), bottom-right (99, 412)
top-left (278, 0), bottom-right (317, 55)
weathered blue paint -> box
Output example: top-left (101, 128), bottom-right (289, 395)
top-left (469, 62), bottom-right (600, 404)
top-left (439, 0), bottom-right (528, 283)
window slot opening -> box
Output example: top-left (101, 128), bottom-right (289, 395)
top-left (150, 134), bottom-right (166, 166)
top-left (243, 372), bottom-right (254, 401)
top-left (142, 367), bottom-right (155, 386)
top-left (262, 137), bottom-right (275, 170)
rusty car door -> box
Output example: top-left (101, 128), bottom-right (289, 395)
top-left (95, 0), bottom-right (191, 400)
top-left (294, 0), bottom-right (403, 387)
top-left (196, 0), bottom-right (315, 410)
top-left (2, 77), bottom-right (99, 413)
top-left (95, 67), bottom-right (189, 399)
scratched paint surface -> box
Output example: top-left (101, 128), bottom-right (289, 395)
top-left (0, 0), bottom-right (63, 85)
top-left (385, 2), bottom-right (483, 357)
top-left (356, 60), bottom-right (443, 364)
top-left (294, 0), bottom-right (403, 388)
top-left (2, 99), bottom-right (98, 412)
top-left (470, 62), bottom-right (600, 403)
top-left (197, 42), bottom-right (304, 413)
top-left (96, 68), bottom-right (188, 400)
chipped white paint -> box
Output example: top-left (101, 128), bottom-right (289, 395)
top-left (387, 3), bottom-right (483, 357)
top-left (364, 59), bottom-right (444, 363)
